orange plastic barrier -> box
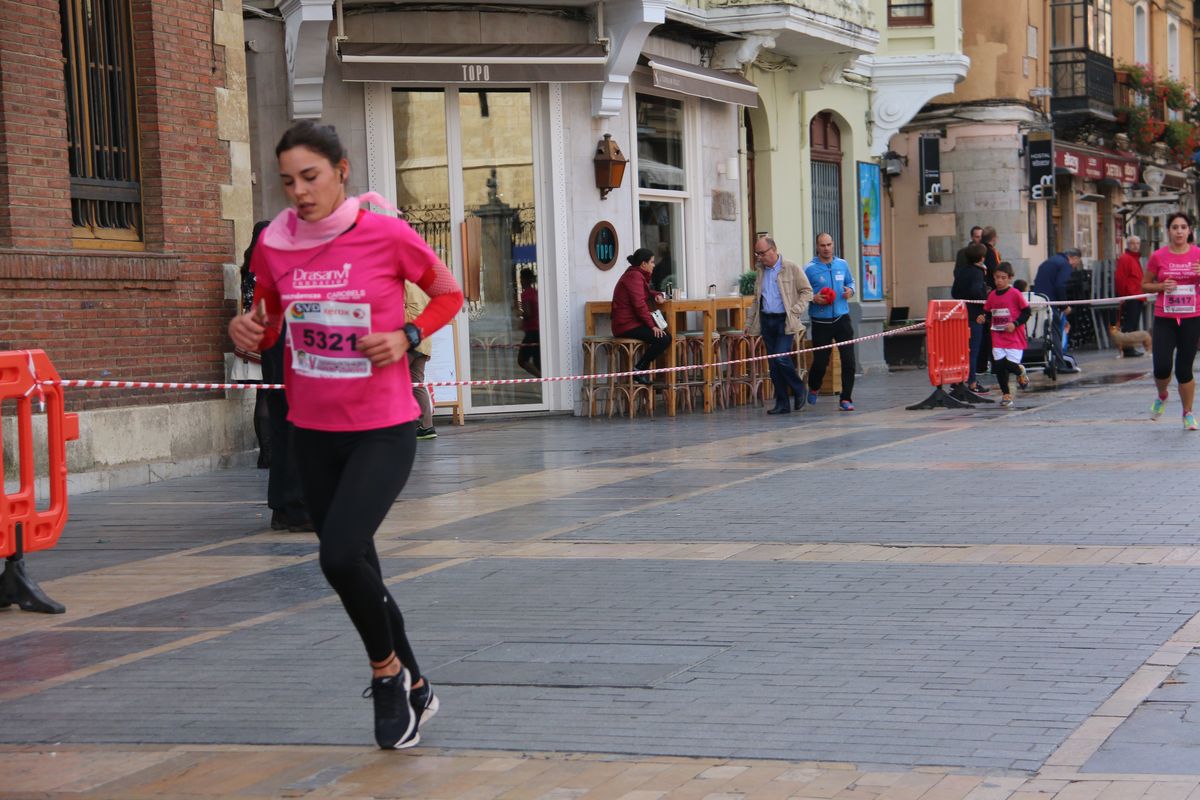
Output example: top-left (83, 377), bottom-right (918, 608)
top-left (906, 300), bottom-right (978, 410)
top-left (0, 350), bottom-right (79, 613)
top-left (925, 299), bottom-right (971, 387)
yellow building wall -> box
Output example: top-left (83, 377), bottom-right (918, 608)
top-left (1111, 2), bottom-right (1196, 82)
top-left (744, 68), bottom-right (872, 271)
top-left (935, 0), bottom-right (1047, 105)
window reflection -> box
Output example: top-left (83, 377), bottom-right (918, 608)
top-left (639, 199), bottom-right (683, 293)
top-left (636, 94), bottom-right (685, 191)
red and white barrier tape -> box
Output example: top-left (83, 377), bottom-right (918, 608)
top-left (40, 321), bottom-right (922, 391)
top-left (34, 292), bottom-right (1150, 393)
top-left (962, 292), bottom-right (1153, 306)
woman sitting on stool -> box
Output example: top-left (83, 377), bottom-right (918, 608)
top-left (612, 248), bottom-right (669, 385)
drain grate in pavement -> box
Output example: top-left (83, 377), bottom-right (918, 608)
top-left (429, 641), bottom-right (728, 688)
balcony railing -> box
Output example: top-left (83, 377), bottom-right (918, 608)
top-left (1050, 48), bottom-right (1115, 117)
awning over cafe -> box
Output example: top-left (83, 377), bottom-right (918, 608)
top-left (1054, 144), bottom-right (1139, 186)
top-left (339, 42), bottom-right (609, 84)
top-left (642, 55), bottom-right (759, 108)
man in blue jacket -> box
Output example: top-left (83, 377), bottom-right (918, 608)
top-left (804, 232), bottom-right (857, 411)
top-left (1033, 248), bottom-right (1082, 373)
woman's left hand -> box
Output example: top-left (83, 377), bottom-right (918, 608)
top-left (357, 331), bottom-right (410, 367)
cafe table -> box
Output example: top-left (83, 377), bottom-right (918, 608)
top-left (583, 295), bottom-right (754, 415)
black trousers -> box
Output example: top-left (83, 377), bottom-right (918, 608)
top-left (1121, 299), bottom-right (1145, 333)
top-left (808, 316), bottom-right (857, 401)
top-left (292, 422), bottom-right (422, 677)
top-left (261, 335), bottom-right (306, 523)
top-left (617, 325), bottom-right (672, 370)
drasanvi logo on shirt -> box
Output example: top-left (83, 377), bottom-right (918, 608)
top-left (293, 262), bottom-right (353, 290)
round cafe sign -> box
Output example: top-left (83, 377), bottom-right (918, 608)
top-left (588, 221), bottom-right (619, 271)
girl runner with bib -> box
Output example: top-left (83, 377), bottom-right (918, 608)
top-left (1143, 211), bottom-right (1200, 430)
top-left (228, 121), bottom-right (463, 749)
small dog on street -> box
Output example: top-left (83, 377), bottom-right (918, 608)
top-left (1108, 325), bottom-right (1151, 357)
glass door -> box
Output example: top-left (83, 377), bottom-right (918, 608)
top-left (392, 88), bottom-right (544, 411)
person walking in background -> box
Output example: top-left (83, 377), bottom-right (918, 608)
top-left (229, 120), bottom-right (463, 749)
top-left (953, 242), bottom-right (991, 394)
top-left (744, 236), bottom-right (813, 415)
top-left (516, 268), bottom-right (541, 379)
top-left (405, 281), bottom-right (437, 440)
top-left (1115, 235), bottom-right (1146, 357)
top-left (241, 219), bottom-right (310, 531)
top-left (1143, 212), bottom-right (1200, 430)
top-left (976, 226), bottom-right (1002, 381)
top-left (612, 248), bottom-right (669, 386)
top-left (954, 226), bottom-right (983, 272)
top-left (981, 262), bottom-right (1031, 408)
top-left (804, 232), bottom-right (858, 411)
top-left (238, 220), bottom-right (272, 469)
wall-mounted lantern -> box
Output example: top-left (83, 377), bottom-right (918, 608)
top-left (593, 133), bottom-right (628, 200)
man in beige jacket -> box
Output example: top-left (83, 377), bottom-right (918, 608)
top-left (745, 236), bottom-right (814, 414)
top-left (404, 282), bottom-right (437, 439)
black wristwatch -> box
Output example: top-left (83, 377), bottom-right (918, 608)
top-left (402, 322), bottom-right (423, 349)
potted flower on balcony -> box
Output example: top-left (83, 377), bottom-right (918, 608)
top-left (1162, 120), bottom-right (1200, 165)
top-left (1158, 76), bottom-right (1193, 112)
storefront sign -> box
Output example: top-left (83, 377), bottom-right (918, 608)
top-left (1054, 145), bottom-right (1139, 185)
top-left (1027, 131), bottom-right (1055, 200)
top-left (588, 221), bottom-right (619, 271)
top-left (857, 162), bottom-right (884, 302)
top-left (919, 136), bottom-right (941, 207)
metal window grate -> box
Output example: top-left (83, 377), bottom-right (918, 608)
top-left (811, 160), bottom-right (843, 258)
top-left (61, 0), bottom-right (142, 239)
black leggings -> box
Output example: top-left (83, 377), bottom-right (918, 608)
top-left (808, 316), bottom-right (857, 400)
top-left (1152, 315), bottom-right (1200, 384)
top-left (616, 325), bottom-right (672, 370)
top-left (292, 422), bottom-right (421, 677)
top-left (993, 356), bottom-right (1024, 394)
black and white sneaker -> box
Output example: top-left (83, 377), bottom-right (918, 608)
top-left (410, 679), bottom-right (440, 733)
top-left (363, 669), bottom-right (416, 749)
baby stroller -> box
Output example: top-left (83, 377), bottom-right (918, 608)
top-left (1023, 291), bottom-right (1058, 380)
top-left (1023, 291), bottom-right (1078, 380)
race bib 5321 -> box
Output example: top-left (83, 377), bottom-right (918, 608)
top-left (286, 300), bottom-right (373, 379)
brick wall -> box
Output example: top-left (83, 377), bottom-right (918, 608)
top-left (0, 0), bottom-right (237, 411)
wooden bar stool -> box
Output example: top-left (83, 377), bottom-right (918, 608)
top-left (581, 336), bottom-right (614, 417)
top-left (724, 332), bottom-right (768, 406)
top-left (608, 337), bottom-right (653, 418)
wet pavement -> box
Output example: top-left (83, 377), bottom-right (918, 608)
top-left (7, 352), bottom-right (1200, 798)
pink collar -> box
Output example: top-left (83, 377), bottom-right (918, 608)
top-left (261, 192), bottom-right (395, 251)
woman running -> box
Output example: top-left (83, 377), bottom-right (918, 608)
top-left (229, 121), bottom-right (463, 748)
top-left (1143, 211), bottom-right (1200, 430)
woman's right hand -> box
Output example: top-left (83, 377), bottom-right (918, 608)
top-left (229, 300), bottom-right (268, 351)
top-left (1164, 279), bottom-right (1179, 291)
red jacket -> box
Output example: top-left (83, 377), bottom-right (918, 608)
top-left (1115, 250), bottom-right (1144, 297)
top-left (611, 265), bottom-right (657, 335)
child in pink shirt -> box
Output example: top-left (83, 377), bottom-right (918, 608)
top-left (981, 262), bottom-right (1031, 408)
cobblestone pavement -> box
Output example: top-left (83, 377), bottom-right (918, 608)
top-left (9, 355), bottom-right (1200, 798)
